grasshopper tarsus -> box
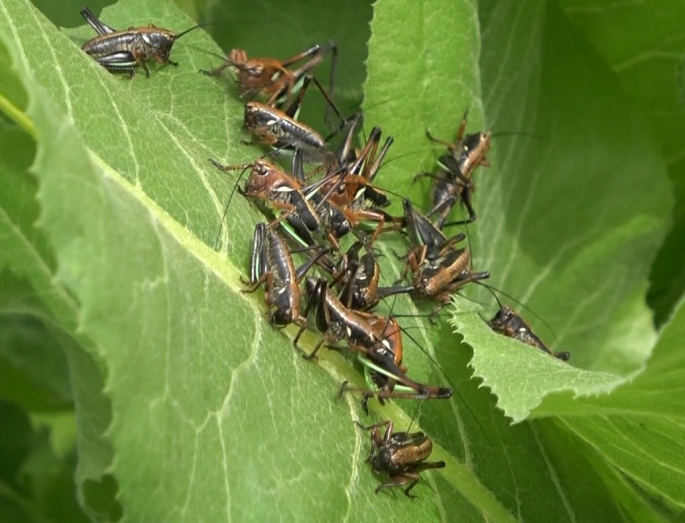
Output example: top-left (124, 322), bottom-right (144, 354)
top-left (412, 171), bottom-right (430, 185)
top-left (339, 381), bottom-right (351, 401)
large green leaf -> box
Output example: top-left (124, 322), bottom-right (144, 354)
top-left (462, 0), bottom-right (669, 415)
top-left (1, 0), bottom-right (504, 520)
top-left (0, 0), bottom-right (681, 520)
top-left (557, 0), bottom-right (685, 326)
top-left (541, 297), bottom-right (685, 516)
top-left (0, 125), bottom-right (73, 413)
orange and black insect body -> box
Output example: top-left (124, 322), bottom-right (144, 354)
top-left (416, 111), bottom-right (492, 228)
top-left (255, 149), bottom-right (354, 251)
top-left (210, 159), bottom-right (302, 219)
top-left (352, 315), bottom-right (417, 412)
top-left (239, 145), bottom-right (391, 253)
top-left (210, 154), bottom-right (325, 250)
top-left (243, 101), bottom-right (327, 154)
top-left (487, 305), bottom-right (570, 361)
top-left (242, 223), bottom-right (328, 328)
top-left (210, 150), bottom-right (353, 252)
top-left (295, 278), bottom-right (453, 408)
top-left (298, 124), bottom-right (405, 249)
top-left (399, 200), bottom-right (490, 320)
top-left (315, 125), bottom-right (392, 210)
top-left (80, 6), bottom-right (205, 78)
top-left (355, 420), bottom-right (445, 498)
top-left (330, 241), bottom-right (414, 312)
top-left (335, 241), bottom-right (383, 311)
top-left (202, 42), bottom-right (337, 109)
top-left (304, 127), bottom-right (406, 247)
top-left (293, 277), bottom-right (388, 359)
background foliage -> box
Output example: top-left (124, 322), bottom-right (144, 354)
top-left (0, 0), bottom-right (683, 521)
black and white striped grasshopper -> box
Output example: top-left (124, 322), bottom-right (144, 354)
top-left (80, 6), bottom-right (206, 78)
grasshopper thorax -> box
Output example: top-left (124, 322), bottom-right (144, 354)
top-left (372, 431), bottom-right (434, 474)
top-left (456, 131), bottom-right (492, 170)
top-left (136, 27), bottom-right (175, 58)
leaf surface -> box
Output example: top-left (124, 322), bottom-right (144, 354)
top-left (0, 0), bottom-right (680, 520)
top-left (1, 0), bottom-right (508, 520)
top-left (558, 0), bottom-right (685, 326)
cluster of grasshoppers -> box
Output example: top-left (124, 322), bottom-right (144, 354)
top-left (77, 7), bottom-right (570, 498)
top-left (200, 44), bottom-right (473, 497)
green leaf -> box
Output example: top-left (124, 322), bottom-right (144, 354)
top-left (0, 401), bottom-right (90, 523)
top-left (3, 0), bottom-right (490, 520)
top-left (476, 0), bottom-right (670, 376)
top-left (548, 298), bottom-right (685, 506)
top-left (0, 126), bottom-right (73, 413)
top-left (556, 0), bottom-right (685, 324)
top-left (365, 0), bottom-right (678, 518)
top-left (0, 0), bottom-right (680, 520)
top-left (0, 39), bottom-right (116, 520)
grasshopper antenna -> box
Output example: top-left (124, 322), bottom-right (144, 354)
top-left (174, 22), bottom-right (213, 41)
top-left (490, 130), bottom-right (544, 141)
top-left (388, 311), bottom-right (493, 448)
top-left (209, 161), bottom-right (252, 250)
top-left (323, 40), bottom-right (338, 129)
top-left (405, 401), bottom-right (423, 434)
